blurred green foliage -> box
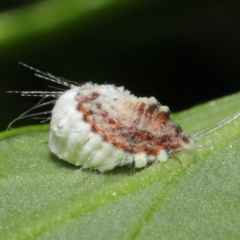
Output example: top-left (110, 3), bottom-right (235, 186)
top-left (1, 0), bottom-right (240, 130)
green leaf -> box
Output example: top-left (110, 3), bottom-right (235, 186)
top-left (0, 0), bottom-right (164, 52)
top-left (1, 92), bottom-right (240, 239)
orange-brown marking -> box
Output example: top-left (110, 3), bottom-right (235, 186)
top-left (78, 92), bottom-right (191, 155)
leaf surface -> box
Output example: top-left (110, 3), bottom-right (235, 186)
top-left (1, 92), bottom-right (240, 240)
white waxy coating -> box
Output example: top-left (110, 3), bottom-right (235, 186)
top-left (49, 86), bottom-right (133, 171)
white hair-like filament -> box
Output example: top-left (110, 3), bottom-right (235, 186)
top-left (7, 63), bottom-right (79, 129)
top-left (193, 111), bottom-right (240, 140)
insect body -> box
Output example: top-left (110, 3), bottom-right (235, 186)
top-left (49, 83), bottom-right (194, 171)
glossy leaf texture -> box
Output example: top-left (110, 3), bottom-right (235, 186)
top-left (1, 92), bottom-right (240, 240)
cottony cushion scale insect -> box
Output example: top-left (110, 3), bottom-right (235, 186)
top-left (9, 64), bottom-right (195, 172)
top-left (49, 83), bottom-right (194, 171)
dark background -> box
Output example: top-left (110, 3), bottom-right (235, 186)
top-left (1, 0), bottom-right (240, 131)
